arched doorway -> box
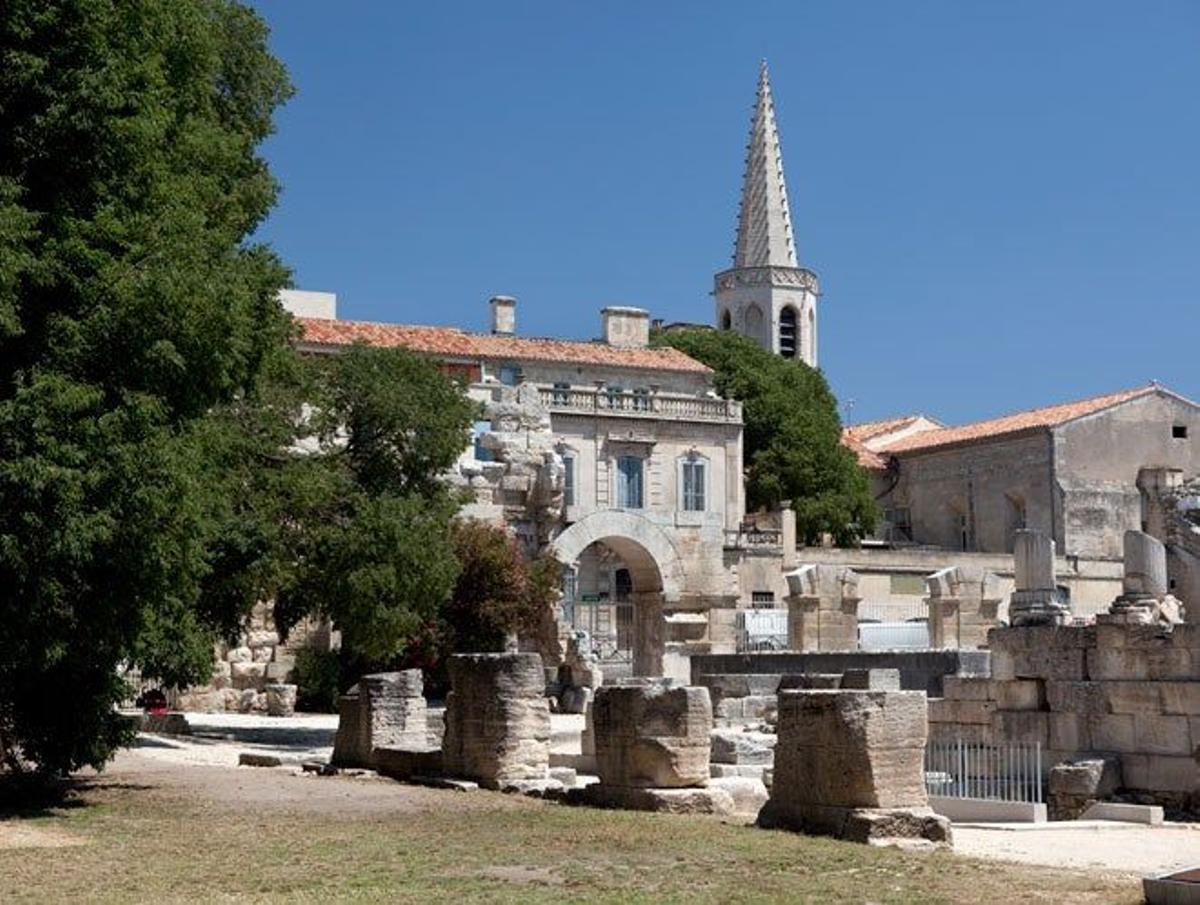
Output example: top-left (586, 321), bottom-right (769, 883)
top-left (549, 511), bottom-right (685, 677)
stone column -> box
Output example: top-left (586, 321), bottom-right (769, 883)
top-left (924, 565), bottom-right (1001, 649)
top-left (780, 502), bottom-right (798, 571)
top-left (1009, 529), bottom-right (1069, 626)
top-left (633, 592), bottom-right (665, 677)
top-left (442, 653), bottom-right (551, 788)
top-left (1104, 530), bottom-right (1182, 625)
top-left (784, 565), bottom-right (861, 652)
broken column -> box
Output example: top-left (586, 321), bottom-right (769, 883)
top-left (924, 565), bottom-right (1001, 649)
top-left (1009, 529), bottom-right (1069, 626)
top-left (783, 564), bottom-right (861, 652)
top-left (1103, 530), bottom-right (1183, 625)
top-left (557, 632), bottom-right (603, 714)
top-left (632, 592), bottom-right (666, 677)
top-left (581, 682), bottom-right (734, 813)
top-left (442, 653), bottom-right (553, 790)
top-left (331, 670), bottom-right (428, 769)
top-left (759, 689), bottom-right (951, 845)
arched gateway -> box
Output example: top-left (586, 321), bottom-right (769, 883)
top-left (549, 511), bottom-right (687, 677)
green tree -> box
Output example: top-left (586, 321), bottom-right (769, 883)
top-left (654, 328), bottom-right (877, 545)
top-left (0, 0), bottom-right (292, 774)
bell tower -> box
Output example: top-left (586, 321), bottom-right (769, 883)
top-left (714, 61), bottom-right (820, 366)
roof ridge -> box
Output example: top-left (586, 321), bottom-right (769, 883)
top-left (944, 383), bottom-right (1156, 429)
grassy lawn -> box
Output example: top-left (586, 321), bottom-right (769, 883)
top-left (0, 768), bottom-right (1139, 905)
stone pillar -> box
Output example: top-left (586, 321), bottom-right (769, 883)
top-left (592, 684), bottom-right (712, 788)
top-left (331, 670), bottom-right (427, 768)
top-left (1104, 530), bottom-right (1183, 625)
top-left (924, 565), bottom-right (1001, 649)
top-left (780, 502), bottom-right (798, 571)
top-left (759, 689), bottom-right (950, 845)
top-left (442, 653), bottom-right (551, 788)
top-left (1009, 529), bottom-right (1069, 626)
top-left (633, 592), bottom-right (665, 677)
top-left (784, 565), bottom-right (861, 652)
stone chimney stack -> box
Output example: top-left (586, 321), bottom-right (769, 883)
top-left (601, 306), bottom-right (649, 348)
top-left (490, 296), bottom-right (516, 334)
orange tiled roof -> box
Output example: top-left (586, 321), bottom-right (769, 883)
top-left (880, 385), bottom-right (1162, 455)
top-left (844, 415), bottom-right (928, 444)
top-left (841, 431), bottom-right (889, 471)
top-left (297, 318), bottom-right (712, 375)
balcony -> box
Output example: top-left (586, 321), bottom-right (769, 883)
top-left (538, 387), bottom-right (742, 424)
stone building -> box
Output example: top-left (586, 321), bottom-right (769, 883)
top-left (838, 385), bottom-right (1200, 618)
top-left (291, 292), bottom-right (745, 679)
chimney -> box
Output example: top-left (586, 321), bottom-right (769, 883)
top-left (601, 306), bottom-right (649, 348)
top-left (489, 295), bottom-right (516, 334)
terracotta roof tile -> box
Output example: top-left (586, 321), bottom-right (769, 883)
top-left (845, 415), bottom-right (927, 444)
top-left (880, 385), bottom-right (1160, 455)
top-left (296, 318), bottom-right (712, 375)
top-left (841, 430), bottom-right (889, 471)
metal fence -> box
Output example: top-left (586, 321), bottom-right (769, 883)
top-left (858, 600), bottom-right (930, 651)
top-left (925, 739), bottom-right (1044, 803)
top-left (735, 609), bottom-right (789, 652)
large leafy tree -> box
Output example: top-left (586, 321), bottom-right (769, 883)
top-left (0, 0), bottom-right (293, 774)
top-left (655, 328), bottom-right (877, 545)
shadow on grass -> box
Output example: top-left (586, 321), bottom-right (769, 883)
top-left (0, 772), bottom-right (156, 818)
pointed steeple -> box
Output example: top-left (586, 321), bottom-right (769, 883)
top-left (733, 60), bottom-right (798, 268)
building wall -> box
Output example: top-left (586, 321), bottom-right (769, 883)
top-left (1054, 393), bottom-right (1200, 558)
top-left (882, 433), bottom-right (1054, 554)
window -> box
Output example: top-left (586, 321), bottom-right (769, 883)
top-left (616, 455), bottom-right (644, 509)
top-left (552, 381), bottom-right (571, 405)
top-left (751, 591), bottom-right (775, 608)
top-left (1174, 425), bottom-right (1189, 439)
top-left (562, 453), bottom-right (576, 507)
top-left (498, 364), bottom-right (520, 386)
top-left (720, 309), bottom-right (732, 330)
top-left (779, 306), bottom-right (798, 359)
top-left (884, 506), bottom-right (913, 542)
top-left (681, 457), bottom-right (706, 511)
top-left (632, 387), bottom-right (650, 411)
top-left (614, 568), bottom-right (633, 600)
top-left (472, 420), bottom-right (493, 461)
top-left (605, 384), bottom-right (624, 409)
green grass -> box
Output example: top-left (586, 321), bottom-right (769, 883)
top-left (0, 774), bottom-right (1139, 904)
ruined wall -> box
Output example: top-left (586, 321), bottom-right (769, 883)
top-left (928, 623), bottom-right (1200, 809)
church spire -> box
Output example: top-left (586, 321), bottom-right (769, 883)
top-left (733, 60), bottom-right (798, 268)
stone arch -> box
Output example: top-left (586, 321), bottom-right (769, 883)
top-left (549, 510), bottom-right (686, 602)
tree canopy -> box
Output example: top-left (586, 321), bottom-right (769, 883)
top-left (0, 0), bottom-right (294, 774)
top-left (654, 328), bottom-right (877, 545)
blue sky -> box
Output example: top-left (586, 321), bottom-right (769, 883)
top-left (249, 1), bottom-right (1199, 426)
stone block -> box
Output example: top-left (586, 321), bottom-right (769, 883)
top-left (1162, 682), bottom-right (1200, 715)
top-left (1049, 757), bottom-right (1120, 798)
top-left (1046, 681), bottom-right (1108, 715)
top-left (995, 680), bottom-right (1045, 711)
top-left (708, 776), bottom-right (770, 817)
top-left (443, 653), bottom-right (551, 787)
top-left (592, 684), bottom-right (711, 788)
top-left (710, 729), bottom-right (776, 765)
top-left (778, 673), bottom-right (842, 691)
top-left (758, 801), bottom-right (951, 846)
top-left (246, 629), bottom-right (279, 649)
top-left (265, 683), bottom-right (297, 717)
top-left (942, 676), bottom-right (996, 702)
top-left (265, 661), bottom-right (293, 682)
top-left (991, 711), bottom-right (1049, 748)
top-left (141, 712), bottom-right (191, 735)
top-left (1133, 714), bottom-right (1192, 756)
top-left (1049, 713), bottom-right (1086, 751)
top-left (577, 784), bottom-right (735, 815)
top-left (771, 690), bottom-right (929, 811)
top-left (1121, 754), bottom-right (1200, 792)
top-left (840, 669), bottom-right (901, 691)
top-left (1105, 682), bottom-right (1163, 715)
top-left (332, 670), bottom-right (428, 769)
top-left (252, 646), bottom-right (273, 663)
top-left (374, 746), bottom-right (443, 780)
top-left (226, 646), bottom-right (253, 664)
top-left (231, 661), bottom-right (267, 690)
top-left (928, 698), bottom-right (996, 726)
top-left (1087, 714), bottom-right (1137, 753)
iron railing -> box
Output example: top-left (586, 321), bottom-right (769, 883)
top-left (735, 609), bottom-right (789, 652)
top-left (925, 739), bottom-right (1044, 803)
